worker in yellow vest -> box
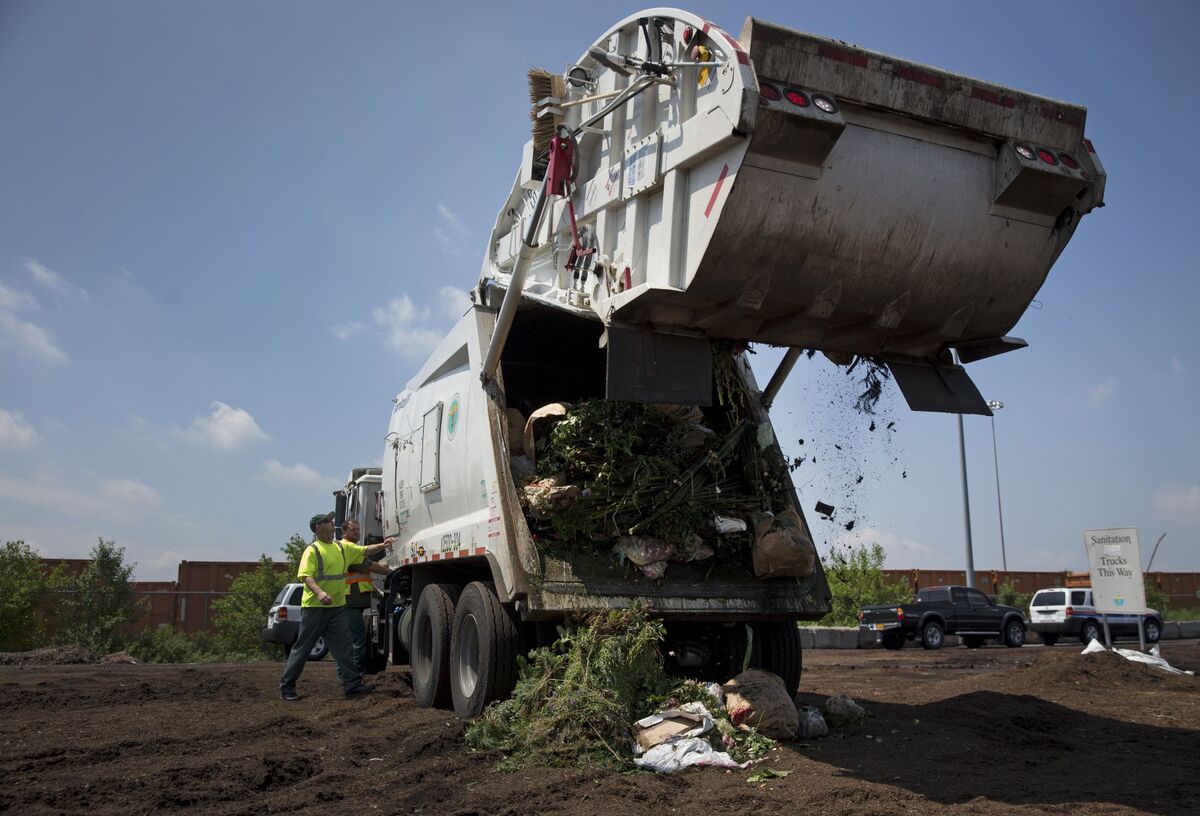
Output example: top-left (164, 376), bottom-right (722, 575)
top-left (339, 519), bottom-right (390, 677)
top-left (279, 512), bottom-right (391, 702)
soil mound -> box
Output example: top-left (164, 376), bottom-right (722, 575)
top-left (0, 644), bottom-right (97, 666)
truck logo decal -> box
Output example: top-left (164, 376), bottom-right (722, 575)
top-left (440, 531), bottom-right (461, 552)
top-left (446, 394), bottom-right (461, 440)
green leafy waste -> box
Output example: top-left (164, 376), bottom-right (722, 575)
top-left (465, 607), bottom-right (775, 771)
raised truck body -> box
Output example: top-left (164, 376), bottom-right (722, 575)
top-left (350, 9), bottom-right (1104, 717)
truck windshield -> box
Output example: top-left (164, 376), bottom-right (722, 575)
top-left (916, 589), bottom-right (950, 603)
top-left (1032, 591), bottom-right (1065, 606)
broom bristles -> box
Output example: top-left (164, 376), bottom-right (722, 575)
top-left (528, 68), bottom-right (564, 153)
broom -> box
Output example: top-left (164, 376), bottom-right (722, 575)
top-left (528, 67), bottom-right (564, 153)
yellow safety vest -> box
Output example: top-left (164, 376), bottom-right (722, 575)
top-left (342, 538), bottom-right (375, 598)
top-left (298, 538), bottom-right (365, 607)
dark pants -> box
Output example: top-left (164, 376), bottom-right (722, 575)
top-left (340, 605), bottom-right (367, 681)
top-left (279, 605), bottom-right (361, 694)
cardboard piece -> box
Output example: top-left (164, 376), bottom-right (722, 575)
top-left (633, 706), bottom-right (710, 751)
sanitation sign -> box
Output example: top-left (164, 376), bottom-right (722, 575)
top-left (1083, 527), bottom-right (1146, 615)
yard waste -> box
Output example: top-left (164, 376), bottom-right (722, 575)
top-left (464, 607), bottom-right (778, 771)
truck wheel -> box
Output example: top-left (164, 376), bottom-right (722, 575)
top-left (308, 637), bottom-right (329, 661)
top-left (412, 583), bottom-right (459, 709)
top-left (1003, 620), bottom-right (1025, 648)
top-left (1144, 618), bottom-right (1162, 643)
top-left (1080, 620), bottom-right (1103, 645)
top-left (881, 631), bottom-right (904, 650)
top-left (450, 582), bottom-right (519, 719)
top-left (1040, 634), bottom-right (1059, 647)
top-left (748, 622), bottom-right (802, 693)
top-left (962, 636), bottom-right (984, 649)
top-left (921, 621), bottom-right (943, 650)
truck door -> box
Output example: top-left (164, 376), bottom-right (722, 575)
top-left (964, 588), bottom-right (1001, 632)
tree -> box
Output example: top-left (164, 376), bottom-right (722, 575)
top-left (818, 541), bottom-right (912, 626)
top-left (211, 555), bottom-right (290, 655)
top-left (0, 541), bottom-right (60, 651)
top-left (57, 539), bottom-right (142, 654)
top-left (282, 533), bottom-right (307, 577)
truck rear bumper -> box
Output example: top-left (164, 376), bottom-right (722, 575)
top-left (859, 622), bottom-right (902, 632)
top-left (261, 621), bottom-right (299, 645)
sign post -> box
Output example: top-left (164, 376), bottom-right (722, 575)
top-left (1083, 527), bottom-right (1147, 650)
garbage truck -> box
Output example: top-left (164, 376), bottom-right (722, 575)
top-left (339, 8), bottom-right (1106, 718)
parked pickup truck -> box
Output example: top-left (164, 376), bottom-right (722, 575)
top-left (860, 586), bottom-right (1027, 650)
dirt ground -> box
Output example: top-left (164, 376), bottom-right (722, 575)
top-left (2, 641), bottom-right (1197, 816)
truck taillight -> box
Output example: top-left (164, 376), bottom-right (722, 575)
top-left (277, 608), bottom-right (288, 621)
top-left (859, 610), bottom-right (865, 622)
top-left (896, 607), bottom-right (905, 621)
top-left (812, 94), bottom-right (838, 114)
top-left (785, 89), bottom-right (809, 107)
top-left (759, 82), bottom-right (782, 102)
top-left (1014, 143), bottom-right (1036, 161)
top-left (1037, 148), bottom-right (1058, 165)
top-left (1059, 153), bottom-right (1079, 169)
top-left (1065, 607), bottom-right (1073, 617)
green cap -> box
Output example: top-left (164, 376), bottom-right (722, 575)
top-left (309, 512), bottom-right (334, 532)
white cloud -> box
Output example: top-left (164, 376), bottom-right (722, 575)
top-left (0, 309), bottom-right (69, 364)
top-left (435, 285), bottom-right (471, 320)
top-left (0, 282), bottom-right (39, 311)
top-left (331, 321), bottom-right (367, 340)
top-left (433, 227), bottom-right (461, 255)
top-left (184, 401), bottom-right (269, 450)
top-left (436, 203), bottom-right (469, 236)
top-left (0, 471), bottom-right (161, 519)
top-left (1170, 357), bottom-right (1184, 376)
top-left (25, 258), bottom-right (85, 296)
top-left (1085, 377), bottom-right (1117, 407)
top-left (261, 459), bottom-right (337, 489)
top-left (98, 477), bottom-right (162, 506)
top-left (372, 295), bottom-right (449, 361)
top-left (1153, 484), bottom-right (1200, 521)
top-left (0, 409), bottom-right (40, 447)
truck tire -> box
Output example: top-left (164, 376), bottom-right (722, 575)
top-left (920, 621), bottom-right (944, 650)
top-left (748, 621), bottom-right (802, 693)
top-left (1003, 620), bottom-right (1025, 648)
top-left (1144, 618), bottom-right (1162, 643)
top-left (412, 583), bottom-right (459, 709)
top-left (308, 637), bottom-right (329, 661)
top-left (450, 582), bottom-right (520, 719)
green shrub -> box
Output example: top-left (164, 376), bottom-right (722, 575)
top-left (808, 542), bottom-right (910, 626)
top-left (57, 539), bottom-right (141, 654)
top-left (0, 540), bottom-right (61, 651)
top-left (210, 555), bottom-right (289, 655)
top-left (128, 626), bottom-right (207, 663)
top-left (997, 578), bottom-right (1031, 611)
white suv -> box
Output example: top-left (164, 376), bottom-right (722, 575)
top-left (1028, 587), bottom-right (1163, 646)
top-left (261, 583), bottom-right (329, 660)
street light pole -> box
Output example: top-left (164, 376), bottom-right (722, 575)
top-left (957, 412), bottom-right (976, 588)
top-left (987, 400), bottom-right (1007, 572)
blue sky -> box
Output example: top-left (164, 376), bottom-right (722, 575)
top-left (2, 1), bottom-right (1197, 579)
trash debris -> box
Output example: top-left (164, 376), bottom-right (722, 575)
top-left (713, 516), bottom-right (748, 534)
top-left (814, 501), bottom-right (835, 519)
top-left (750, 510), bottom-right (817, 579)
top-left (722, 669), bottom-right (799, 740)
top-left (633, 702), bottom-right (713, 751)
top-left (633, 736), bottom-right (747, 773)
top-left (1081, 639), bottom-right (1195, 675)
top-left (822, 693), bottom-right (866, 727)
top-left (522, 475), bottom-right (581, 519)
top-left (797, 706), bottom-right (829, 739)
top-left (746, 768), bottom-right (792, 783)
top-left (523, 402), bottom-right (572, 466)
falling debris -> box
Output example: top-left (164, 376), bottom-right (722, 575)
top-left (814, 501), bottom-right (836, 519)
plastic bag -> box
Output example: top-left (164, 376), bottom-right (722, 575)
top-left (822, 693), bottom-right (865, 727)
top-left (750, 510), bottom-right (816, 579)
top-left (633, 737), bottom-right (747, 773)
top-left (723, 669), bottom-right (799, 740)
top-left (797, 706), bottom-right (829, 739)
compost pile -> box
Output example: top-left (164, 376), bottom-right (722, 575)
top-left (512, 352), bottom-right (809, 577)
top-left (465, 607), bottom-right (774, 771)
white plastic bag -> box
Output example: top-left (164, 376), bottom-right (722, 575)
top-left (633, 737), bottom-right (748, 773)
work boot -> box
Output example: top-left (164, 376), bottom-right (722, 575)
top-left (344, 682), bottom-right (375, 699)
top-left (281, 688), bottom-right (300, 702)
